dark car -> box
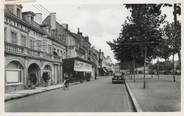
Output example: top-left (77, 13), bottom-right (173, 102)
top-left (112, 72), bottom-right (125, 84)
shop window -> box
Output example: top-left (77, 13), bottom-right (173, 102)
top-left (6, 61), bottom-right (23, 85)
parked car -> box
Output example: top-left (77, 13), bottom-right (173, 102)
top-left (112, 72), bottom-right (125, 84)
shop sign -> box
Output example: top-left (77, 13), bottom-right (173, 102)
top-left (74, 60), bottom-right (92, 72)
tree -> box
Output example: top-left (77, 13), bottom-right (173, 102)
top-left (108, 4), bottom-right (166, 88)
top-left (164, 21), bottom-right (181, 65)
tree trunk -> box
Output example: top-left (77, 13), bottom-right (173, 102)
top-left (143, 46), bottom-right (147, 88)
top-left (173, 52), bottom-right (176, 82)
top-left (157, 57), bottom-right (160, 80)
top-left (178, 51), bottom-right (181, 73)
top-left (133, 59), bottom-right (136, 82)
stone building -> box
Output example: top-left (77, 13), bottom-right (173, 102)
top-left (88, 46), bottom-right (99, 79)
top-left (63, 28), bottom-right (94, 82)
top-left (98, 50), bottom-right (113, 76)
top-left (4, 5), bottom-right (66, 92)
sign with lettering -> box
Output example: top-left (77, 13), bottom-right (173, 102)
top-left (74, 60), bottom-right (92, 72)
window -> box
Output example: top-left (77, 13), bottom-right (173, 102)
top-left (4, 27), bottom-right (7, 41)
top-left (37, 40), bottom-right (42, 51)
top-left (42, 40), bottom-right (47, 52)
top-left (48, 45), bottom-right (52, 54)
top-left (30, 37), bottom-right (35, 49)
top-left (11, 31), bottom-right (17, 44)
top-left (17, 8), bottom-right (21, 18)
top-left (21, 35), bottom-right (26, 46)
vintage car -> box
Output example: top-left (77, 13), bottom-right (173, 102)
top-left (112, 72), bottom-right (125, 84)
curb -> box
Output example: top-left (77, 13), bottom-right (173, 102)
top-left (5, 82), bottom-right (81, 102)
top-left (125, 80), bottom-right (142, 112)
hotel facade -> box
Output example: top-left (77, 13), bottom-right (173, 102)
top-left (4, 5), bottom-right (66, 92)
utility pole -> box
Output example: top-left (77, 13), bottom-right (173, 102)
top-left (172, 3), bottom-right (179, 82)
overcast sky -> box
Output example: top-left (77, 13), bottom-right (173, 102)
top-left (21, 0), bottom-right (177, 63)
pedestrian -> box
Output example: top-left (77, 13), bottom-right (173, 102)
top-left (63, 73), bottom-right (70, 90)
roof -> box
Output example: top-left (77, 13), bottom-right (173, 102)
top-left (42, 15), bottom-right (67, 46)
top-left (4, 9), bottom-right (45, 35)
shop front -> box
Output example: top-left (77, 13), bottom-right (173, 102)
top-left (63, 57), bottom-right (93, 83)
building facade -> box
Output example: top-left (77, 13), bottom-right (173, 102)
top-left (4, 5), bottom-right (65, 92)
top-left (4, 4), bottom-right (107, 92)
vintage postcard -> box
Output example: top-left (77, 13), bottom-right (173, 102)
top-left (0, 0), bottom-right (183, 115)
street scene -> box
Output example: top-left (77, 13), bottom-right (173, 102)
top-left (4, 0), bottom-right (181, 112)
top-left (6, 76), bottom-right (134, 112)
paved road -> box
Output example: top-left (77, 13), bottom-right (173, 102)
top-left (5, 76), bottom-right (134, 112)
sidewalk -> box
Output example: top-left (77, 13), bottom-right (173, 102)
top-left (5, 82), bottom-right (80, 102)
top-left (125, 75), bottom-right (181, 112)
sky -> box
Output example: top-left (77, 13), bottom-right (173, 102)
top-left (20, 0), bottom-right (179, 63)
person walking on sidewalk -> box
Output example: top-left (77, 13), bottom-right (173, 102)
top-left (63, 74), bottom-right (70, 90)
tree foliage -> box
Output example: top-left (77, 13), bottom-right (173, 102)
top-left (164, 21), bottom-right (181, 54)
top-left (107, 4), bottom-right (166, 69)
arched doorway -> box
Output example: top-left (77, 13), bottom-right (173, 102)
top-left (42, 65), bottom-right (52, 86)
top-left (28, 63), bottom-right (40, 87)
top-left (6, 61), bottom-right (24, 85)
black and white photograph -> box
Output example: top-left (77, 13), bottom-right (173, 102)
top-left (1, 0), bottom-right (182, 114)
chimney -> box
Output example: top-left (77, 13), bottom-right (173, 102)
top-left (62, 24), bottom-right (68, 30)
top-left (6, 4), bottom-right (23, 19)
top-left (78, 28), bottom-right (80, 33)
top-left (77, 28), bottom-right (82, 35)
top-left (41, 24), bottom-right (51, 35)
top-left (22, 11), bottom-right (35, 24)
top-left (85, 36), bottom-right (89, 41)
top-left (50, 13), bottom-right (56, 30)
top-left (34, 13), bottom-right (42, 24)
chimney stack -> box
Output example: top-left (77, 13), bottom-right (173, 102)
top-left (77, 28), bottom-right (82, 35)
top-left (62, 24), bottom-right (68, 30)
top-left (85, 36), bottom-right (89, 41)
top-left (22, 11), bottom-right (35, 24)
top-left (50, 13), bottom-right (56, 30)
top-left (78, 28), bottom-right (80, 33)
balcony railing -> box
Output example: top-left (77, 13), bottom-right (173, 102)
top-left (27, 48), bottom-right (43, 57)
top-left (5, 42), bottom-right (25, 55)
top-left (5, 42), bottom-right (62, 62)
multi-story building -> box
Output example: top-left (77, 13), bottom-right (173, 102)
top-left (102, 56), bottom-right (114, 75)
top-left (88, 46), bottom-right (99, 79)
top-left (98, 50), bottom-right (114, 76)
top-left (63, 28), bottom-right (94, 82)
top-left (4, 5), bottom-right (65, 92)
